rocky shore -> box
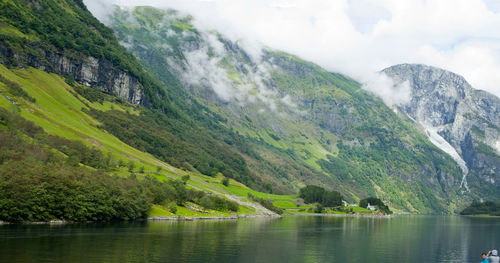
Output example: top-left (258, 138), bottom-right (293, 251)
top-left (148, 213), bottom-right (281, 221)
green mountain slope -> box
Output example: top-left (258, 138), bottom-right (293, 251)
top-left (107, 6), bottom-right (471, 213)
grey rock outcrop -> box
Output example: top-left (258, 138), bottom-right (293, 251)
top-left (382, 64), bottom-right (500, 196)
top-left (0, 42), bottom-right (143, 104)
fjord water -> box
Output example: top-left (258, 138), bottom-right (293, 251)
top-left (1, 216), bottom-right (499, 263)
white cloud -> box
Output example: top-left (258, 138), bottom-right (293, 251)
top-left (372, 0), bottom-right (493, 37)
top-left (84, 0), bottom-right (500, 100)
top-left (363, 73), bottom-right (411, 106)
top-left (414, 44), bottom-right (500, 97)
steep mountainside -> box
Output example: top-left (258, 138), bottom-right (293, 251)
top-left (106, 6), bottom-right (471, 213)
top-left (383, 64), bottom-right (500, 200)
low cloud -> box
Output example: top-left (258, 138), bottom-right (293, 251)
top-left (84, 0), bottom-right (500, 101)
top-left (362, 73), bottom-right (411, 106)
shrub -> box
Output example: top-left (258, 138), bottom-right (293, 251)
top-left (199, 195), bottom-right (238, 212)
top-left (248, 194), bottom-right (283, 215)
top-left (222, 177), bottom-right (229, 187)
top-left (314, 204), bottom-right (324, 213)
top-left (167, 202), bottom-right (177, 214)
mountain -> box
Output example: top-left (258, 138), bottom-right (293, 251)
top-left (105, 6), bottom-right (471, 213)
top-left (1, 1), bottom-right (492, 215)
top-left (382, 64), bottom-right (500, 201)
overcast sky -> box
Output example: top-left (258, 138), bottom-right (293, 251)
top-left (85, 0), bottom-right (500, 99)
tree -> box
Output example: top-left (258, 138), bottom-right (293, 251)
top-left (222, 177), bottom-right (229, 187)
top-left (299, 185), bottom-right (343, 207)
top-left (167, 202), bottom-right (177, 214)
top-left (299, 185), bottom-right (326, 204)
top-left (128, 161), bottom-right (135, 172)
top-left (199, 196), bottom-right (213, 210)
top-left (323, 191), bottom-right (342, 207)
top-left (314, 204), bottom-right (324, 213)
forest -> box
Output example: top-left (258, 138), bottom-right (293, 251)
top-left (0, 108), bottom-right (237, 222)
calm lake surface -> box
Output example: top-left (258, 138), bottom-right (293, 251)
top-left (1, 215), bottom-right (500, 263)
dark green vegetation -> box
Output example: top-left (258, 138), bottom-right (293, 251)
top-left (199, 195), bottom-right (238, 212)
top-left (299, 185), bottom-right (343, 207)
top-left (360, 197), bottom-right (392, 214)
top-left (0, 108), bottom-right (146, 222)
top-left (87, 108), bottom-right (251, 184)
top-left (460, 201), bottom-right (500, 216)
top-left (0, 108), bottom-right (239, 222)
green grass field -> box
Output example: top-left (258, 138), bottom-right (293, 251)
top-left (220, 184), bottom-right (298, 200)
top-left (273, 200), bottom-right (298, 209)
top-left (350, 206), bottom-right (376, 214)
top-left (149, 205), bottom-right (176, 217)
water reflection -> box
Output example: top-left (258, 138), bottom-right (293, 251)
top-left (1, 216), bottom-right (499, 263)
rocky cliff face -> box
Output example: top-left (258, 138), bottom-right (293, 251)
top-left (382, 64), bottom-right (500, 198)
top-left (0, 42), bottom-right (143, 105)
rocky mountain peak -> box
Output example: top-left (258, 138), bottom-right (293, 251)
top-left (382, 64), bottom-right (473, 127)
top-left (383, 63), bottom-right (500, 197)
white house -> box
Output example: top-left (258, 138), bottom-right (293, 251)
top-left (367, 203), bottom-right (376, 211)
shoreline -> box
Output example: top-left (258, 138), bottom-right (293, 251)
top-left (0, 212), bottom-right (401, 225)
top-left (0, 214), bottom-right (281, 225)
top-left (462, 214), bottom-right (500, 218)
top-left (148, 213), bottom-right (281, 221)
top-left (285, 213), bottom-right (398, 218)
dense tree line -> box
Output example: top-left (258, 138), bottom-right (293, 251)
top-left (461, 201), bottom-right (500, 216)
top-left (359, 197), bottom-right (392, 214)
top-left (299, 185), bottom-right (343, 207)
top-left (0, 129), bottom-right (150, 222)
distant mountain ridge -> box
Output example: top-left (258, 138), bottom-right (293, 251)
top-left (382, 64), bottom-right (500, 200)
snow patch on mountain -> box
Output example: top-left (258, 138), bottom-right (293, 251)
top-left (425, 126), bottom-right (469, 192)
